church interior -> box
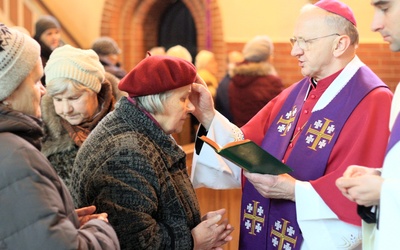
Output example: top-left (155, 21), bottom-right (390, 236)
top-left (1, 0), bottom-right (399, 249)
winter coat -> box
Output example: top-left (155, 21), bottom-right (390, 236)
top-left (0, 105), bottom-right (120, 249)
top-left (229, 61), bottom-right (284, 127)
top-left (41, 81), bottom-right (114, 188)
top-left (71, 97), bottom-right (201, 250)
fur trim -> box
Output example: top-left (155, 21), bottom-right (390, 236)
top-left (232, 61), bottom-right (277, 77)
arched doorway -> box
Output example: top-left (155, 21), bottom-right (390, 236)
top-left (158, 0), bottom-right (197, 63)
top-left (100, 0), bottom-right (226, 79)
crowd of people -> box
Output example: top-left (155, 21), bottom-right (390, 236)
top-left (0, 0), bottom-right (399, 249)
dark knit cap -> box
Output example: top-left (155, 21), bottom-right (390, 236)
top-left (118, 55), bottom-right (196, 97)
top-left (34, 15), bottom-right (61, 39)
top-left (91, 36), bottom-right (121, 56)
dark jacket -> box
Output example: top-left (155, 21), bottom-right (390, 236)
top-left (41, 81), bottom-right (114, 188)
top-left (229, 61), bottom-right (284, 127)
top-left (215, 73), bottom-right (234, 122)
top-left (0, 106), bottom-right (119, 249)
top-left (71, 97), bottom-right (201, 250)
top-left (100, 58), bottom-right (127, 79)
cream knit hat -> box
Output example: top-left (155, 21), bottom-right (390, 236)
top-left (0, 23), bottom-right (40, 101)
top-left (45, 45), bottom-right (105, 93)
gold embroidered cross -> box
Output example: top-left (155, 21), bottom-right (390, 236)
top-left (277, 106), bottom-right (298, 136)
top-left (305, 118), bottom-right (335, 151)
top-left (270, 219), bottom-right (298, 250)
top-left (243, 200), bottom-right (265, 235)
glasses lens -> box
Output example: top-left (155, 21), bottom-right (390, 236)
top-left (290, 37), bottom-right (296, 46)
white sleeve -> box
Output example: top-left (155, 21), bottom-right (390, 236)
top-left (296, 181), bottom-right (362, 250)
top-left (191, 112), bottom-right (242, 189)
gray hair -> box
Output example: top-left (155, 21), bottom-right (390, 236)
top-left (46, 78), bottom-right (95, 97)
top-left (134, 90), bottom-right (173, 115)
top-left (325, 13), bottom-right (359, 46)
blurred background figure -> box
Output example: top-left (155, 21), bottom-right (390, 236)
top-left (0, 23), bottom-right (119, 250)
top-left (92, 36), bottom-right (127, 79)
top-left (166, 44), bottom-right (193, 62)
top-left (215, 50), bottom-right (244, 122)
top-left (33, 15), bottom-right (64, 86)
top-left (148, 46), bottom-right (166, 56)
top-left (229, 35), bottom-right (284, 127)
top-left (195, 50), bottom-right (219, 98)
top-left (41, 45), bottom-right (115, 188)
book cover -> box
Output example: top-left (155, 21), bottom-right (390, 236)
top-left (199, 135), bottom-right (293, 175)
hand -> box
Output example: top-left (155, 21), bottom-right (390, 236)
top-left (342, 165), bottom-right (381, 178)
top-left (336, 165), bottom-right (383, 206)
top-left (192, 209), bottom-right (234, 250)
top-left (75, 205), bottom-right (109, 226)
top-left (190, 74), bottom-right (216, 129)
top-left (243, 171), bottom-right (296, 201)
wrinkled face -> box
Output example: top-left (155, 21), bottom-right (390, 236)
top-left (371, 0), bottom-right (400, 51)
top-left (40, 28), bottom-right (61, 50)
top-left (152, 84), bottom-right (194, 135)
top-left (5, 59), bottom-right (46, 118)
top-left (290, 8), bottom-right (340, 80)
top-left (52, 86), bottom-right (99, 125)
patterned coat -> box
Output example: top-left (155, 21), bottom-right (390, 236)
top-left (71, 97), bottom-right (201, 250)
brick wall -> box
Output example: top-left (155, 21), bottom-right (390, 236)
top-left (227, 42), bottom-right (400, 92)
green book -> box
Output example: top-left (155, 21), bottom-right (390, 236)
top-left (199, 135), bottom-right (293, 175)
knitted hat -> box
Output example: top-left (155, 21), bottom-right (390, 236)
top-left (45, 45), bottom-right (105, 93)
top-left (33, 15), bottom-right (60, 39)
top-left (314, 0), bottom-right (357, 26)
top-left (242, 35), bottom-right (273, 62)
top-left (91, 36), bottom-right (121, 56)
top-left (0, 23), bottom-right (40, 101)
top-left (118, 55), bottom-right (196, 97)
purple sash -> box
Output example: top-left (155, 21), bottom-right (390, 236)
top-left (239, 66), bottom-right (387, 249)
top-left (386, 114), bottom-right (400, 153)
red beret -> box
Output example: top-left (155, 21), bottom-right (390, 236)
top-left (118, 55), bottom-right (197, 97)
top-left (314, 0), bottom-right (357, 27)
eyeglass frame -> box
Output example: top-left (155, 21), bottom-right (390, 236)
top-left (289, 33), bottom-right (340, 50)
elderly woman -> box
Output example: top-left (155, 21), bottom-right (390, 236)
top-left (41, 45), bottom-right (114, 188)
top-left (0, 23), bottom-right (119, 249)
top-left (71, 55), bottom-right (234, 249)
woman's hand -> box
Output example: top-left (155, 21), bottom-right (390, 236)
top-left (75, 205), bottom-right (109, 226)
top-left (192, 208), bottom-right (234, 250)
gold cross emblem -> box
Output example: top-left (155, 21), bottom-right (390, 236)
top-left (277, 106), bottom-right (298, 136)
top-left (305, 118), bottom-right (335, 151)
top-left (243, 200), bottom-right (265, 235)
top-left (270, 218), bottom-right (298, 249)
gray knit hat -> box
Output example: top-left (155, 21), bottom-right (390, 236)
top-left (242, 35), bottom-right (274, 62)
top-left (34, 15), bottom-right (60, 39)
top-left (0, 23), bottom-right (40, 101)
top-left (91, 36), bottom-right (121, 56)
top-left (45, 45), bottom-right (105, 93)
